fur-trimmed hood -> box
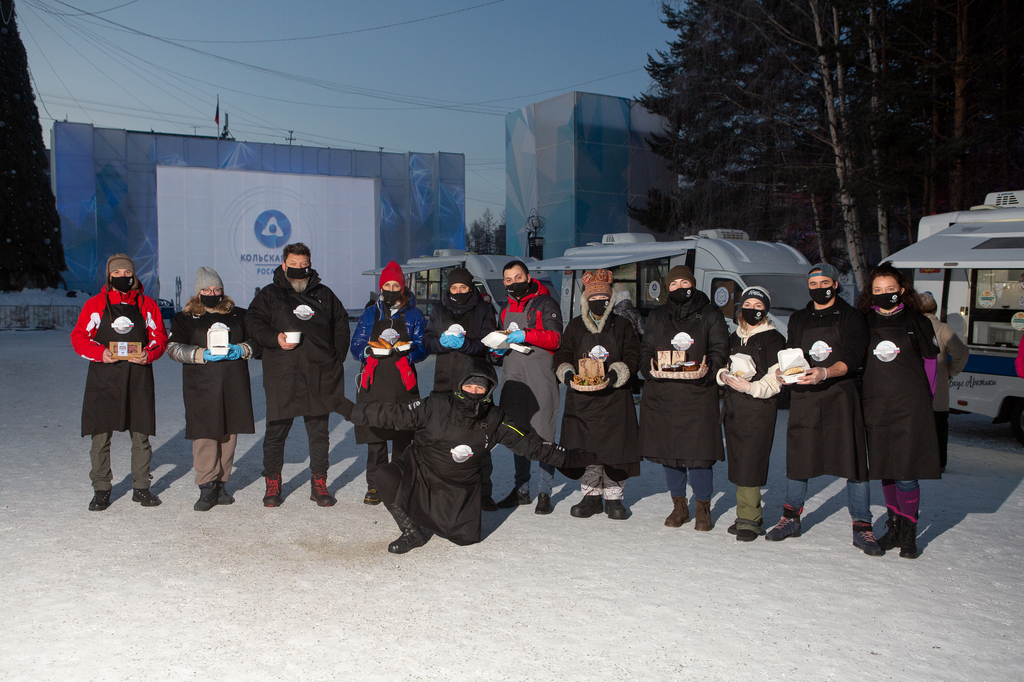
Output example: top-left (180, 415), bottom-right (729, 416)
top-left (183, 294), bottom-right (236, 317)
top-left (580, 295), bottom-right (614, 334)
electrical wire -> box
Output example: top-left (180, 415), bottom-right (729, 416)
top-left (18, 11), bottom-right (94, 123)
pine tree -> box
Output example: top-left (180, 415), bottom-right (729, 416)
top-left (0, 0), bottom-right (65, 291)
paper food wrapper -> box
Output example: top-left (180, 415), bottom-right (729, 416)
top-left (728, 353), bottom-right (756, 379)
top-left (109, 341), bottom-right (144, 360)
top-left (777, 348), bottom-right (810, 384)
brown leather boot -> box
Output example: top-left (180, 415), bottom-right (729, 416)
top-left (664, 496), bottom-right (690, 527)
top-left (694, 499), bottom-right (713, 531)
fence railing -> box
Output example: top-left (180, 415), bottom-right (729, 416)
top-left (0, 306), bottom-right (81, 330)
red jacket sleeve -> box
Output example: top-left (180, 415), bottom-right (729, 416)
top-left (70, 294), bottom-right (108, 362)
top-left (139, 295), bottom-right (168, 361)
top-left (523, 299), bottom-right (562, 352)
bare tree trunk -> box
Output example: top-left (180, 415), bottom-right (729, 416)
top-left (811, 1), bottom-right (866, 289)
top-left (868, 3), bottom-right (890, 258)
top-left (928, 10), bottom-right (940, 215)
top-left (810, 191), bottom-right (828, 262)
top-left (950, 0), bottom-right (969, 209)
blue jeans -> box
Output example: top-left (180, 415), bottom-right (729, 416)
top-left (514, 455), bottom-right (555, 496)
top-left (783, 478), bottom-right (871, 524)
top-left (663, 465), bottom-right (713, 502)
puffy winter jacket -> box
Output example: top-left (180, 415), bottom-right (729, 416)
top-left (350, 295), bottom-right (428, 364)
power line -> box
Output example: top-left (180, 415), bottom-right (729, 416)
top-left (142, 0), bottom-right (506, 45)
top-left (18, 10), bottom-right (93, 123)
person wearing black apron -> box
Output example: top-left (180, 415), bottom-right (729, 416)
top-left (335, 359), bottom-right (598, 554)
top-left (245, 243), bottom-right (350, 508)
top-left (857, 262), bottom-right (941, 559)
top-left (553, 269), bottom-right (640, 519)
top-left (350, 261), bottom-right (428, 506)
top-left (491, 261), bottom-right (563, 512)
top-left (70, 253), bottom-right (168, 511)
top-left (167, 267), bottom-right (260, 511)
top-left (764, 263), bottom-right (882, 556)
top-left (423, 267), bottom-right (499, 506)
top-left (715, 286), bottom-right (786, 542)
top-left (639, 265), bottom-right (730, 532)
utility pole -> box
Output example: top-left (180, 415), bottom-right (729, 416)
top-left (286, 131), bottom-right (295, 146)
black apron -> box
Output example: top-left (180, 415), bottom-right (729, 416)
top-left (499, 302), bottom-right (559, 440)
top-left (862, 317), bottom-right (941, 480)
top-left (180, 311), bottom-right (255, 440)
top-left (81, 297), bottom-right (156, 437)
top-left (433, 305), bottom-right (479, 394)
top-left (722, 332), bottom-right (779, 487)
top-left (640, 312), bottom-right (724, 468)
top-left (559, 321), bottom-right (640, 479)
top-left (355, 312), bottom-right (420, 443)
top-left (395, 406), bottom-right (498, 545)
top-left (786, 323), bottom-right (868, 481)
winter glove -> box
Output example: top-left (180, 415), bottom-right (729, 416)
top-left (506, 330), bottom-right (526, 345)
top-left (203, 349), bottom-right (226, 362)
top-left (562, 369), bottom-right (577, 386)
top-left (360, 356), bottom-right (380, 389)
top-left (225, 344), bottom-right (244, 361)
top-left (562, 448), bottom-right (597, 468)
top-left (362, 345), bottom-right (374, 359)
top-left (440, 333), bottom-right (465, 350)
top-left (395, 356), bottom-right (417, 391)
top-left (605, 368), bottom-right (619, 387)
top-left (336, 396), bottom-right (355, 421)
top-left (493, 347), bottom-right (509, 356)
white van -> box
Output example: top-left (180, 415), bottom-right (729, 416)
top-left (529, 231), bottom-right (811, 336)
top-left (361, 251), bottom-right (560, 315)
top-left (888, 190), bottom-right (1024, 444)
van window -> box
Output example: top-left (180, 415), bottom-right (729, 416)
top-left (411, 266), bottom-right (458, 315)
top-left (711, 278), bottom-right (740, 319)
top-left (969, 269), bottom-right (1024, 348)
top-left (636, 258), bottom-right (670, 311)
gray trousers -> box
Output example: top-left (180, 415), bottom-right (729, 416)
top-left (89, 431), bottom-right (153, 491)
top-left (193, 434), bottom-right (238, 486)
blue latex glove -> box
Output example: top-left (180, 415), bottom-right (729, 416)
top-left (440, 333), bottom-right (465, 349)
top-left (203, 349), bottom-right (225, 362)
top-left (224, 344), bottom-right (244, 361)
top-left (493, 347), bottom-right (509, 356)
top-left (506, 330), bottom-right (527, 345)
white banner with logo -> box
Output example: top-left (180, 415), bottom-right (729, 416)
top-left (156, 166), bottom-right (380, 310)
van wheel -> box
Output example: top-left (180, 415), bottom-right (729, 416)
top-left (1010, 401), bottom-right (1024, 447)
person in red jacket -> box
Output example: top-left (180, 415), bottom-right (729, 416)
top-left (70, 254), bottom-right (168, 511)
top-left (491, 260), bottom-right (564, 513)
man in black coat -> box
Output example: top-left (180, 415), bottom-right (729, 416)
top-left (245, 243), bottom-right (350, 508)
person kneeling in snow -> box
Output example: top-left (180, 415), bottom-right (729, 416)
top-left (336, 359), bottom-right (596, 554)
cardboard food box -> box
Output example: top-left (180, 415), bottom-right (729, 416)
top-left (109, 341), bottom-right (144, 360)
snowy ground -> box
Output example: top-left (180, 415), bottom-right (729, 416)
top-left (1, 330), bottom-right (1021, 681)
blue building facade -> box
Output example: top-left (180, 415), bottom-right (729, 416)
top-left (52, 121), bottom-right (465, 297)
top-left (505, 92), bottom-right (673, 259)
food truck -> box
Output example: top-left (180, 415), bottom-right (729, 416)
top-left (888, 190), bottom-right (1024, 444)
top-left (528, 230), bottom-right (812, 336)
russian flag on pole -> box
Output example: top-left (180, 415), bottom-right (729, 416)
top-left (215, 95), bottom-right (220, 126)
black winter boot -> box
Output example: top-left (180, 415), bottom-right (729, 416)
top-left (534, 493), bottom-right (553, 515)
top-left (496, 488), bottom-right (531, 508)
top-left (263, 475), bottom-right (283, 507)
top-left (216, 482), bottom-right (234, 505)
top-left (310, 474), bottom-right (336, 507)
top-left (132, 488), bottom-right (161, 507)
top-left (194, 482), bottom-right (219, 512)
top-left (88, 490), bottom-right (111, 511)
top-left (385, 503), bottom-right (425, 554)
top-left (876, 510), bottom-right (901, 551)
top-left (570, 494), bottom-right (604, 518)
top-left (604, 498), bottom-right (628, 520)
top-left (899, 516), bottom-right (920, 559)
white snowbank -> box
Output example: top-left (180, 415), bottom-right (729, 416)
top-left (0, 331), bottom-right (1021, 681)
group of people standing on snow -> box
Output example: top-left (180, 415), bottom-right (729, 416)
top-left (71, 243), bottom-right (965, 559)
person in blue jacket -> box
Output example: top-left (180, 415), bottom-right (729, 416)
top-left (350, 261), bottom-right (428, 506)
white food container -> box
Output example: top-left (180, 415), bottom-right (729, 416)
top-left (284, 331), bottom-right (302, 344)
top-left (207, 323), bottom-right (230, 356)
top-left (446, 324), bottom-right (466, 337)
top-left (728, 353), bottom-right (756, 379)
top-left (777, 348), bottom-right (810, 384)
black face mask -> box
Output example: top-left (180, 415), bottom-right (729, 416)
top-left (809, 286), bottom-right (835, 305)
top-left (669, 287), bottom-right (694, 304)
top-left (200, 294), bottom-right (223, 308)
top-left (381, 289), bottom-right (403, 307)
top-left (455, 386), bottom-right (492, 418)
top-left (109, 275), bottom-right (134, 293)
top-left (506, 280), bottom-right (531, 300)
top-left (741, 308), bottom-right (766, 326)
top-left (286, 266), bottom-right (310, 280)
top-left (449, 290), bottom-right (473, 307)
top-left (589, 299), bottom-right (609, 317)
top-left (872, 291), bottom-right (902, 309)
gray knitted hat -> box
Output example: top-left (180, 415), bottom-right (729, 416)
top-left (194, 267), bottom-right (224, 294)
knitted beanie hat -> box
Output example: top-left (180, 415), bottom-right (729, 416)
top-left (194, 267), bottom-right (224, 294)
top-left (582, 269), bottom-right (613, 300)
top-left (379, 261), bottom-right (405, 290)
top-left (106, 253), bottom-right (135, 276)
top-left (665, 265), bottom-right (695, 289)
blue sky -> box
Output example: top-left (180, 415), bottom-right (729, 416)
top-left (17, 0), bottom-right (674, 225)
